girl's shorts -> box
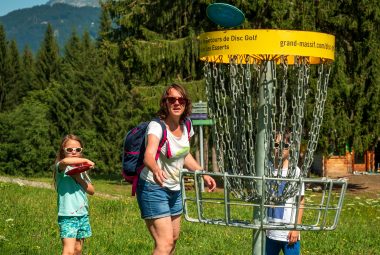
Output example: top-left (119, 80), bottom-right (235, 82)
top-left (136, 178), bottom-right (183, 219)
top-left (58, 215), bottom-right (92, 239)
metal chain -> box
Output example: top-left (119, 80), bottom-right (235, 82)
top-left (204, 54), bottom-right (328, 203)
top-left (302, 62), bottom-right (331, 175)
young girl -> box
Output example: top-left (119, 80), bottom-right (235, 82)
top-left (54, 134), bottom-right (95, 255)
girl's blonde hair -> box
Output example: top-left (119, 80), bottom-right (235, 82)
top-left (53, 134), bottom-right (84, 188)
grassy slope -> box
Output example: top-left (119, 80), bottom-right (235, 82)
top-left (0, 179), bottom-right (379, 254)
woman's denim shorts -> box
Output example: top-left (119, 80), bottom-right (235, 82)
top-left (136, 178), bottom-right (183, 219)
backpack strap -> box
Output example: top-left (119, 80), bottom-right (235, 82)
top-left (152, 118), bottom-right (167, 160)
top-left (131, 118), bottom-right (167, 196)
top-left (184, 117), bottom-right (192, 141)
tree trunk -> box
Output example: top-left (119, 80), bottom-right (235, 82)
top-left (212, 143), bottom-right (219, 172)
top-left (204, 128), bottom-right (209, 171)
top-left (194, 132), bottom-right (200, 165)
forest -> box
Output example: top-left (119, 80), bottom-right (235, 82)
top-left (0, 0), bottom-right (379, 177)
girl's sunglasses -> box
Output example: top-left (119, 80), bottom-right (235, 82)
top-left (166, 97), bottom-right (187, 105)
top-left (64, 147), bottom-right (83, 153)
top-left (274, 142), bottom-right (290, 150)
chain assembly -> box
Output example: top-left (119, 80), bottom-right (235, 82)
top-left (204, 55), bottom-right (331, 203)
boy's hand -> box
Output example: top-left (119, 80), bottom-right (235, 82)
top-left (287, 230), bottom-right (300, 244)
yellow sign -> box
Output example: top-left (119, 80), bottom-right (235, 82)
top-left (199, 29), bottom-right (335, 64)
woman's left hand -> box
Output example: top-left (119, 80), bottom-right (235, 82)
top-left (203, 175), bottom-right (216, 192)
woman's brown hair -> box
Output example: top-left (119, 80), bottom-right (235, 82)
top-left (157, 83), bottom-right (192, 121)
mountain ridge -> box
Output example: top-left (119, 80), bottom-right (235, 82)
top-left (0, 3), bottom-right (101, 54)
top-left (47, 0), bottom-right (101, 8)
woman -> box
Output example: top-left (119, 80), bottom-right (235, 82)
top-left (136, 83), bottom-right (216, 255)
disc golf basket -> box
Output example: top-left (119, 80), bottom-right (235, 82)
top-left (180, 4), bottom-right (348, 255)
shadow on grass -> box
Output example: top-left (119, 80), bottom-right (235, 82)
top-left (346, 182), bottom-right (368, 191)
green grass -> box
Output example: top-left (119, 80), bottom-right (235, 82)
top-left (0, 179), bottom-right (379, 254)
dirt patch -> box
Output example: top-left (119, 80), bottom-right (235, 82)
top-left (341, 174), bottom-right (380, 194)
top-left (0, 176), bottom-right (52, 189)
top-left (347, 174), bottom-right (380, 192)
top-left (0, 176), bottom-right (122, 200)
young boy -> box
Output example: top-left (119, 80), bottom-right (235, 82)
top-left (266, 132), bottom-right (305, 255)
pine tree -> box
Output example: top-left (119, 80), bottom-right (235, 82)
top-left (59, 29), bottom-right (130, 172)
top-left (103, 0), bottom-right (212, 86)
top-left (0, 95), bottom-right (56, 175)
top-left (0, 25), bottom-right (9, 112)
top-left (316, 0), bottom-right (380, 154)
top-left (58, 30), bottom-right (94, 132)
top-left (21, 46), bottom-right (36, 93)
top-left (98, 2), bottom-right (113, 43)
top-left (35, 24), bottom-right (61, 89)
top-left (2, 40), bottom-right (22, 111)
top-left (97, 2), bottom-right (119, 66)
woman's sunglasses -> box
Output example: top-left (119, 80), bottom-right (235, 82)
top-left (64, 147), bottom-right (83, 153)
top-left (274, 142), bottom-right (290, 149)
top-left (166, 97), bottom-right (187, 105)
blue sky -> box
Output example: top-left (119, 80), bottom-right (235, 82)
top-left (0, 0), bottom-right (48, 16)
